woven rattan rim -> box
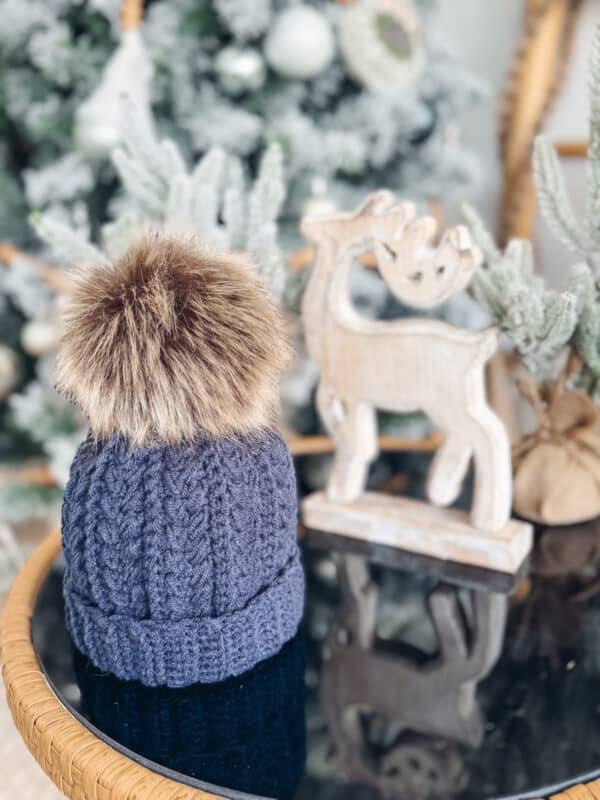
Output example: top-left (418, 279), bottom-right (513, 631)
top-left (4, 530), bottom-right (600, 799)
top-left (0, 529), bottom-right (224, 800)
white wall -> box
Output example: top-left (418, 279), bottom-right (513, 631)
top-left (434, 0), bottom-right (523, 225)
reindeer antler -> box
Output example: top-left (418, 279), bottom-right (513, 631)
top-left (300, 193), bottom-right (481, 309)
top-left (374, 217), bottom-right (482, 309)
top-left (300, 189), bottom-right (404, 247)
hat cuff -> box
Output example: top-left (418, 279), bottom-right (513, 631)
top-left (64, 554), bottom-right (305, 688)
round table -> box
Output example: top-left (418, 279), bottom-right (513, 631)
top-left (4, 522), bottom-right (600, 800)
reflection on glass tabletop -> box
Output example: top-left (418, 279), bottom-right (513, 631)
top-left (33, 520), bottom-right (600, 800)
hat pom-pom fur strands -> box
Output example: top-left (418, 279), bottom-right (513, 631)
top-left (56, 233), bottom-right (293, 447)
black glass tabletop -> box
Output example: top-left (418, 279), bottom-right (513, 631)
top-left (32, 519), bottom-right (600, 800)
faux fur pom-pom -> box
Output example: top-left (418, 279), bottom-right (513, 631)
top-left (56, 234), bottom-right (292, 447)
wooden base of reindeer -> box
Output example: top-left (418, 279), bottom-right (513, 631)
top-left (302, 491), bottom-right (533, 575)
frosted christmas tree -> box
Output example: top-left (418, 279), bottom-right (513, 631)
top-left (0, 0), bottom-right (483, 236)
top-left (0, 0), bottom-right (485, 570)
top-left (0, 102), bottom-right (288, 512)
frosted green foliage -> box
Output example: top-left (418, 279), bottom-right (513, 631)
top-left (268, 107), bottom-right (367, 179)
top-left (6, 379), bottom-right (85, 491)
top-left (246, 145), bottom-right (286, 301)
top-left (378, 412), bottom-right (431, 440)
top-left (0, 0), bottom-right (116, 241)
top-left (463, 205), bottom-right (588, 377)
top-left (31, 213), bottom-right (109, 269)
top-left (140, 0), bottom-right (484, 214)
top-left (576, 304), bottom-right (600, 381)
top-left (533, 28), bottom-right (600, 268)
top-left (0, 2), bottom-right (58, 51)
top-left (214, 0), bottom-right (271, 41)
top-left (491, 24), bottom-right (600, 393)
top-left (0, 146), bottom-right (28, 242)
top-left (24, 154), bottom-right (94, 209)
top-left (587, 25), bottom-right (600, 242)
top-left (2, 254), bottom-right (55, 319)
top-left (9, 383), bottom-right (81, 445)
top-left (283, 268), bottom-right (311, 316)
top-left (573, 272), bottom-right (600, 403)
top-left (533, 137), bottom-right (592, 259)
top-left (114, 102), bottom-right (288, 300)
top-left (222, 158), bottom-right (246, 250)
top-left (184, 86), bottom-right (262, 158)
top-left (0, 485), bottom-right (61, 526)
top-left (46, 432), bottom-right (86, 486)
top-left (88, 0), bottom-right (120, 23)
top-left (0, 0), bottom-right (483, 236)
top-left (33, 102), bottom-right (288, 301)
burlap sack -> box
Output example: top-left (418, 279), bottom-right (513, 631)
top-left (512, 360), bottom-right (600, 525)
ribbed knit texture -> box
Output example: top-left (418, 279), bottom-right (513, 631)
top-left (62, 430), bottom-right (304, 688)
top-left (73, 631), bottom-right (306, 800)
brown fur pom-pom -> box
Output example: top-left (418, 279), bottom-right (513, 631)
top-left (56, 234), bottom-right (292, 447)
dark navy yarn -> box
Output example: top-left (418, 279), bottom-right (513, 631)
top-left (73, 631), bottom-right (306, 800)
top-left (62, 430), bottom-right (304, 688)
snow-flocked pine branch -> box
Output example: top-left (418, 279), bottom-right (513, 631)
top-left (33, 101), bottom-right (288, 302)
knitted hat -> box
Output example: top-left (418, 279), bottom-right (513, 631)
top-left (73, 631), bottom-right (306, 800)
top-left (59, 234), bottom-right (304, 687)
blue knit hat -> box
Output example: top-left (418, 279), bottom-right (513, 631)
top-left (58, 235), bottom-right (304, 687)
top-left (62, 431), bottom-right (304, 687)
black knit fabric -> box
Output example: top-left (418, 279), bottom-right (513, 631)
top-left (73, 630), bottom-right (306, 800)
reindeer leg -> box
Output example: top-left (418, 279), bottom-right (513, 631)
top-left (467, 405), bottom-right (512, 532)
top-left (426, 434), bottom-right (472, 507)
top-left (317, 384), bottom-right (376, 502)
top-left (333, 400), bottom-right (377, 502)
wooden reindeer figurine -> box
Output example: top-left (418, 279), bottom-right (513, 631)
top-left (301, 191), bottom-right (532, 573)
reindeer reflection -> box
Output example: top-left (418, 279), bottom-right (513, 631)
top-left (320, 555), bottom-right (507, 799)
top-left (301, 191), bottom-right (511, 532)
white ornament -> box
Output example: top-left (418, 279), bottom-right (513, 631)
top-left (0, 345), bottom-right (19, 399)
top-left (75, 29), bottom-right (153, 158)
top-left (339, 0), bottom-right (424, 90)
top-left (265, 5), bottom-right (335, 80)
top-left (302, 177), bottom-right (338, 218)
top-left (215, 46), bottom-right (266, 95)
top-left (21, 319), bottom-right (62, 357)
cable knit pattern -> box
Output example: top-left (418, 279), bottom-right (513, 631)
top-left (62, 430), bottom-right (304, 687)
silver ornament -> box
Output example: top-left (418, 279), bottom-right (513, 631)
top-left (265, 5), bottom-right (335, 80)
top-left (215, 46), bottom-right (266, 95)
